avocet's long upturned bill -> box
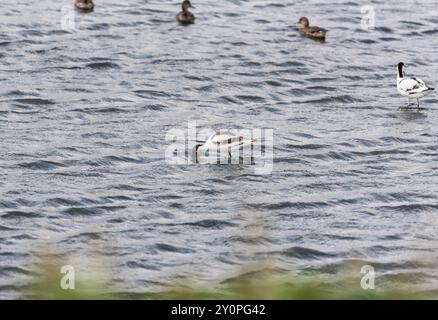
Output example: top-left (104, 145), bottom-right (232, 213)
top-left (397, 62), bottom-right (434, 108)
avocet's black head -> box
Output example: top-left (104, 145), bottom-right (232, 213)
top-left (397, 62), bottom-right (405, 78)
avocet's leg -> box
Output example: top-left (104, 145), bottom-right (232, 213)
top-left (417, 98), bottom-right (420, 109)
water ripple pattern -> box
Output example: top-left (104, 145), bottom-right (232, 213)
top-left (1, 0), bottom-right (438, 298)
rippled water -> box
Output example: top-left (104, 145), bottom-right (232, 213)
top-left (1, 0), bottom-right (438, 299)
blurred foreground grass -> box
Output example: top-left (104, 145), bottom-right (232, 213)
top-left (24, 255), bottom-right (438, 300)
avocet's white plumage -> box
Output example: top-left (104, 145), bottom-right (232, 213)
top-left (397, 62), bottom-right (434, 108)
top-left (194, 132), bottom-right (253, 163)
top-left (205, 133), bottom-right (251, 147)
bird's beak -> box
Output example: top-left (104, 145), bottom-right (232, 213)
top-left (191, 5), bottom-right (195, 9)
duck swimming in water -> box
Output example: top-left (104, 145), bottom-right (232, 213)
top-left (297, 17), bottom-right (327, 40)
top-left (177, 0), bottom-right (195, 25)
top-left (75, 0), bottom-right (94, 12)
top-left (193, 133), bottom-right (253, 164)
top-left (397, 62), bottom-right (434, 109)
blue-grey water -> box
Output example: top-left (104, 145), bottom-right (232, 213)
top-left (1, 0), bottom-right (438, 299)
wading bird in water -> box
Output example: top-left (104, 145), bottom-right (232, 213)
top-left (397, 62), bottom-right (434, 109)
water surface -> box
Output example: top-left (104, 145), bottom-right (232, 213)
top-left (1, 0), bottom-right (438, 298)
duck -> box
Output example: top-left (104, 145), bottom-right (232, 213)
top-left (176, 0), bottom-right (195, 25)
top-left (75, 0), bottom-right (94, 12)
top-left (297, 17), bottom-right (327, 40)
top-left (194, 133), bottom-right (253, 164)
top-left (397, 62), bottom-right (434, 109)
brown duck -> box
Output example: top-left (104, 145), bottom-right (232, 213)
top-left (75, 0), bottom-right (94, 12)
top-left (297, 17), bottom-right (327, 40)
top-left (176, 0), bottom-right (195, 25)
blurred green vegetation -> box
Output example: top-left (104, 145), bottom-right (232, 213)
top-left (24, 254), bottom-right (437, 300)
top-left (148, 276), bottom-right (436, 300)
top-left (24, 254), bottom-right (110, 300)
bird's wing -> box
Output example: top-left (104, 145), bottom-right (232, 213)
top-left (308, 26), bottom-right (327, 35)
top-left (206, 133), bottom-right (227, 144)
top-left (398, 77), bottom-right (429, 94)
top-left (206, 133), bottom-right (251, 147)
top-left (208, 133), bottom-right (234, 143)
